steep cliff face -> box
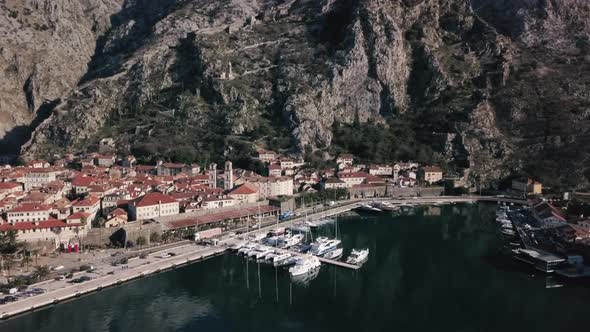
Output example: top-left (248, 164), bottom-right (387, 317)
top-left (473, 0), bottom-right (590, 188)
top-left (15, 0), bottom-right (590, 188)
top-left (0, 0), bottom-right (124, 151)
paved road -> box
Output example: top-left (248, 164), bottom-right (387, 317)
top-left (0, 244), bottom-right (223, 319)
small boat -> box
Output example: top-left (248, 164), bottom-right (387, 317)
top-left (272, 253), bottom-right (292, 266)
top-left (247, 233), bottom-right (267, 242)
top-left (323, 248), bottom-right (343, 260)
top-left (247, 245), bottom-right (268, 258)
top-left (289, 256), bottom-right (322, 276)
top-left (355, 204), bottom-right (383, 213)
top-left (264, 236), bottom-right (281, 246)
top-left (229, 240), bottom-right (247, 251)
top-left (255, 247), bottom-right (274, 260)
top-left (278, 234), bottom-right (304, 248)
top-left (501, 229), bottom-right (516, 236)
top-left (346, 248), bottom-right (369, 265)
top-left (267, 228), bottom-right (286, 237)
top-left (291, 265), bottom-right (321, 286)
top-left (310, 239), bottom-right (342, 256)
top-left (372, 202), bottom-right (399, 211)
top-left (292, 243), bottom-right (311, 253)
top-left (237, 243), bottom-right (256, 255)
top-left (276, 255), bottom-right (301, 267)
top-left (306, 221), bottom-right (319, 228)
top-left (290, 223), bottom-right (310, 232)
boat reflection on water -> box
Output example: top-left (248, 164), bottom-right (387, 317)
top-left (291, 266), bottom-right (321, 286)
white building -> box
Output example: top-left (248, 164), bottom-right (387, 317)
top-left (200, 195), bottom-right (235, 210)
top-left (6, 203), bottom-right (52, 223)
top-left (247, 176), bottom-right (293, 199)
top-left (128, 192), bottom-right (180, 221)
top-left (23, 169), bottom-right (60, 191)
top-left (228, 183), bottom-right (259, 204)
top-left (337, 172), bottom-right (367, 188)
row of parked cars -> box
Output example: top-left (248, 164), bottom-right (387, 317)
top-left (0, 288), bottom-right (46, 305)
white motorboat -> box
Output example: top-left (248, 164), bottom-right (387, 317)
top-left (229, 240), bottom-right (247, 251)
top-left (306, 221), bottom-right (319, 228)
top-left (263, 250), bottom-right (282, 261)
top-left (290, 223), bottom-right (310, 232)
top-left (355, 204), bottom-right (383, 213)
top-left (310, 239), bottom-right (341, 256)
top-left (276, 255), bottom-right (301, 267)
top-left (264, 236), bottom-right (281, 247)
top-left (247, 245), bottom-right (268, 258)
top-left (372, 202), bottom-right (399, 211)
top-left (501, 229), bottom-right (516, 236)
top-left (256, 247), bottom-right (274, 260)
top-left (271, 253), bottom-right (292, 266)
top-left (291, 264), bottom-right (321, 286)
top-left (289, 256), bottom-right (322, 277)
top-left (237, 243), bottom-right (256, 255)
top-left (278, 234), bottom-right (304, 248)
top-left (323, 248), bottom-right (343, 260)
top-left (346, 248), bottom-right (369, 265)
top-left (247, 232), bottom-right (267, 242)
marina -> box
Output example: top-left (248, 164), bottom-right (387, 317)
top-left (0, 196), bottom-right (528, 322)
top-left (5, 203), bottom-right (590, 332)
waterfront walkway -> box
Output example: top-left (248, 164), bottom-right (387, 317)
top-left (1, 195), bottom-right (525, 320)
top-left (0, 245), bottom-right (225, 320)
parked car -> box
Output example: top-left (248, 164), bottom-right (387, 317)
top-left (32, 288), bottom-right (46, 294)
top-left (0, 298), bottom-right (6, 305)
top-left (79, 276), bottom-right (92, 282)
top-left (157, 254), bottom-right (171, 259)
top-left (167, 252), bottom-right (176, 257)
top-left (55, 275), bottom-right (66, 281)
top-left (4, 296), bottom-right (17, 302)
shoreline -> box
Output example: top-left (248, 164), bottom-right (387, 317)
top-left (0, 195), bottom-right (525, 321)
top-left (0, 245), bottom-right (227, 321)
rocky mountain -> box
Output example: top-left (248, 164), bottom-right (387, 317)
top-left (0, 0), bottom-right (124, 151)
top-left (2, 0), bottom-right (590, 190)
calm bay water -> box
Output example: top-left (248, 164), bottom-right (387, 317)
top-left (4, 203), bottom-right (590, 332)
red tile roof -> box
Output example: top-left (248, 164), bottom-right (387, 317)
top-left (0, 219), bottom-right (74, 232)
top-left (67, 212), bottom-right (90, 220)
top-left (71, 176), bottom-right (96, 187)
top-left (162, 205), bottom-right (279, 230)
top-left (74, 196), bottom-right (100, 207)
top-left (338, 172), bottom-right (368, 179)
top-left (229, 184), bottom-right (258, 195)
top-left (0, 182), bottom-right (21, 191)
top-left (7, 203), bottom-right (51, 213)
top-left (133, 192), bottom-right (177, 207)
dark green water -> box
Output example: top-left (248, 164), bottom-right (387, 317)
top-left (4, 203), bottom-right (590, 332)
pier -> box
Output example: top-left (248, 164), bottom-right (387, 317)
top-left (317, 257), bottom-right (360, 270)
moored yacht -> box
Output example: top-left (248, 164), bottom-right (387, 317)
top-left (346, 248), bottom-right (369, 265)
top-left (310, 239), bottom-right (341, 256)
top-left (323, 248), bottom-right (343, 260)
top-left (289, 256), bottom-right (322, 276)
top-left (278, 234), bottom-right (304, 248)
top-left (272, 253), bottom-right (293, 266)
top-left (355, 204), bottom-right (383, 213)
top-left (237, 242), bottom-right (256, 255)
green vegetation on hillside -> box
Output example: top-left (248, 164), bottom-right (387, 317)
top-left (330, 115), bottom-right (438, 165)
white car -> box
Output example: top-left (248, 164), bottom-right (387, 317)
top-left (157, 253), bottom-right (172, 259)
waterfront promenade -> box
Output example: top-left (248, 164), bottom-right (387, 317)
top-left (0, 244), bottom-right (225, 320)
top-left (0, 195), bottom-right (525, 320)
